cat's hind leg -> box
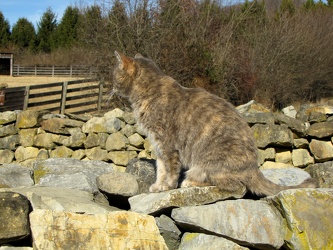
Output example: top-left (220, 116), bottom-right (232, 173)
top-left (149, 151), bottom-right (181, 192)
top-left (180, 168), bottom-right (212, 188)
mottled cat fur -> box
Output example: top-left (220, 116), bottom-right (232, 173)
top-left (112, 51), bottom-right (317, 196)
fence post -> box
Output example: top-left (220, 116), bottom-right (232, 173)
top-left (70, 65), bottom-right (73, 77)
top-left (97, 81), bottom-right (104, 113)
top-left (60, 81), bottom-right (68, 114)
top-left (23, 86), bottom-right (30, 110)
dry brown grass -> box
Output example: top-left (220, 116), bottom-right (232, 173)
top-left (0, 76), bottom-right (84, 88)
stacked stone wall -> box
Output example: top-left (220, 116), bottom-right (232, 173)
top-left (1, 101), bottom-right (333, 170)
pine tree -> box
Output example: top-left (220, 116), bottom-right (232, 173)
top-left (11, 18), bottom-right (36, 49)
top-left (0, 12), bottom-right (11, 48)
top-left (55, 6), bottom-right (80, 49)
top-left (36, 7), bottom-right (57, 53)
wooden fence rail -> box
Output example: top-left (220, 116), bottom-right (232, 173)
top-left (0, 79), bottom-right (111, 115)
top-left (13, 65), bottom-right (98, 77)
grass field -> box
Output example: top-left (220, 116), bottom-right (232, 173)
top-left (0, 76), bottom-right (84, 88)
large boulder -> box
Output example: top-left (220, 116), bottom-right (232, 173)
top-left (171, 199), bottom-right (285, 249)
top-left (30, 210), bottom-right (168, 250)
top-left (268, 188), bottom-right (333, 250)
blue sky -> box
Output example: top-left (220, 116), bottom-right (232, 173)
top-left (0, 0), bottom-right (94, 29)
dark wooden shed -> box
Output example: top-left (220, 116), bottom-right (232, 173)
top-left (0, 53), bottom-right (13, 76)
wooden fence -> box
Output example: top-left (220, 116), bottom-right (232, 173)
top-left (0, 79), bottom-right (112, 115)
top-left (13, 65), bottom-right (98, 77)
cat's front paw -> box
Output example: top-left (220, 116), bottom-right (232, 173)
top-left (149, 183), bottom-right (172, 193)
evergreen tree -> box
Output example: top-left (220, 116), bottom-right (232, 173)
top-left (36, 7), bottom-right (57, 53)
top-left (55, 6), bottom-right (80, 48)
top-left (0, 12), bottom-right (11, 48)
top-left (11, 18), bottom-right (36, 49)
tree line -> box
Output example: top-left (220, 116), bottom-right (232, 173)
top-left (0, 0), bottom-right (332, 109)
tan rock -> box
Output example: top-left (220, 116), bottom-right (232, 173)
top-left (30, 210), bottom-right (168, 250)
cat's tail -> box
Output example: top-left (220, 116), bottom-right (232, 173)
top-left (245, 169), bottom-right (318, 197)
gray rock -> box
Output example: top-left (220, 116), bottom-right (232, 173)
top-left (122, 111), bottom-right (136, 125)
top-left (40, 118), bottom-right (84, 135)
top-left (0, 123), bottom-right (18, 137)
top-left (267, 188), bottom-right (333, 250)
top-left (282, 105), bottom-right (297, 118)
top-left (309, 139), bottom-right (333, 162)
top-left (171, 199), bottom-right (285, 249)
top-left (155, 215), bottom-right (181, 250)
top-left (128, 133), bottom-right (145, 148)
top-left (84, 132), bottom-right (108, 149)
top-left (0, 192), bottom-right (30, 245)
top-left (0, 111), bottom-right (17, 125)
top-left (126, 158), bottom-right (156, 193)
top-left (0, 135), bottom-right (20, 150)
top-left (129, 186), bottom-right (246, 215)
top-left (33, 158), bottom-right (116, 192)
top-left (274, 113), bottom-right (307, 136)
top-left (291, 148), bottom-right (314, 167)
top-left (257, 148), bottom-right (275, 165)
top-left (307, 121), bottom-right (333, 138)
top-left (2, 186), bottom-right (118, 213)
top-left (242, 112), bottom-right (274, 125)
top-left (251, 124), bottom-right (293, 148)
top-left (179, 233), bottom-right (249, 250)
top-left (0, 164), bottom-right (33, 188)
top-left (97, 171), bottom-right (139, 197)
top-left (105, 131), bottom-right (128, 151)
top-left (261, 167), bottom-right (312, 186)
top-left (0, 149), bottom-right (14, 164)
top-left (306, 161), bottom-right (333, 188)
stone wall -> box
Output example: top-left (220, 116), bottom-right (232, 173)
top-left (1, 100), bottom-right (332, 168)
top-left (1, 100), bottom-right (333, 249)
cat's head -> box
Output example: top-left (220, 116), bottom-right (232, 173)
top-left (113, 51), bottom-right (163, 98)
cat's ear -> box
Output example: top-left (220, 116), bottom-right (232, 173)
top-left (134, 53), bottom-right (144, 59)
top-left (114, 51), bottom-right (136, 74)
top-left (114, 51), bottom-right (133, 69)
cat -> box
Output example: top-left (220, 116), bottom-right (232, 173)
top-left (112, 51), bottom-right (317, 196)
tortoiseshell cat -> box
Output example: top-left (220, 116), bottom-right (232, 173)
top-left (112, 51), bottom-right (317, 196)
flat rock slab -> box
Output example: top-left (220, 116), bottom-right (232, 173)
top-left (261, 167), bottom-right (312, 186)
top-left (268, 188), bottom-right (333, 250)
top-left (129, 186), bottom-right (246, 215)
top-left (33, 158), bottom-right (116, 192)
top-left (30, 209), bottom-right (168, 250)
top-left (2, 186), bottom-right (118, 214)
top-left (171, 199), bottom-right (285, 250)
top-left (179, 233), bottom-right (249, 250)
